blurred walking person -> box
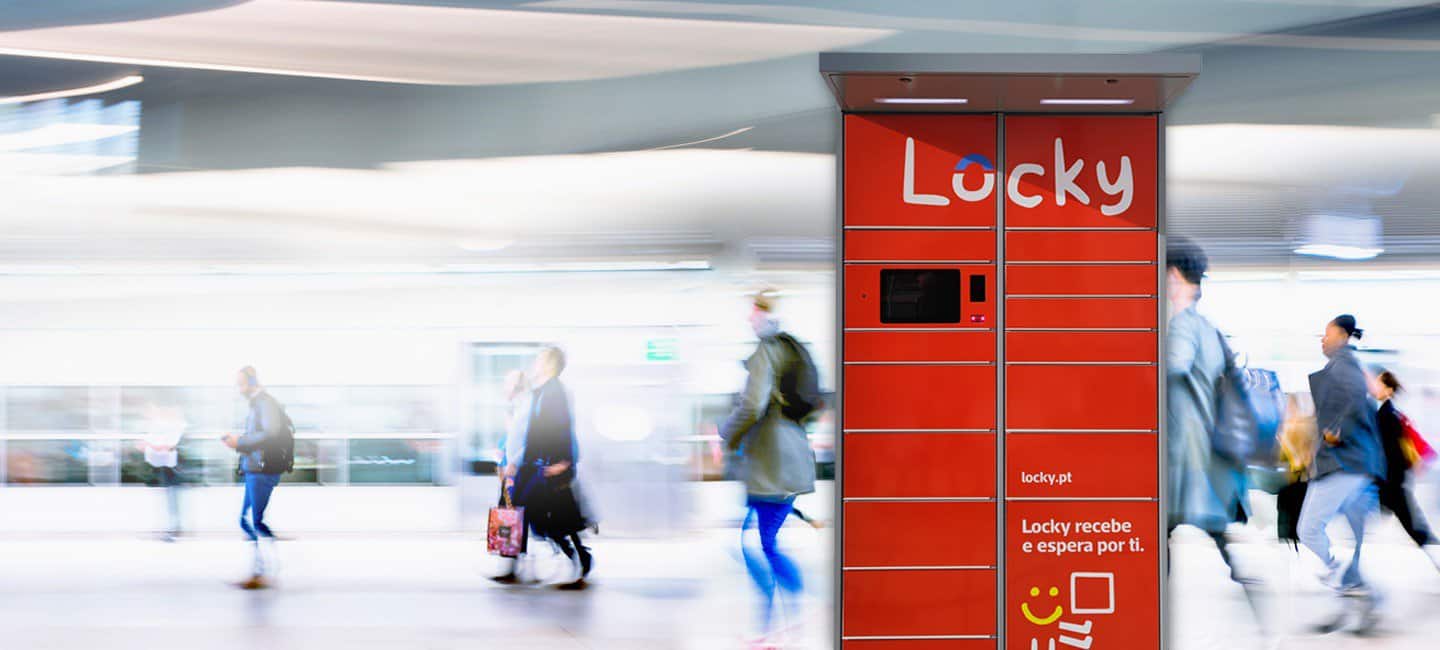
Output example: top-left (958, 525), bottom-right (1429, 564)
top-left (221, 366), bottom-right (296, 590)
top-left (511, 347), bottom-right (591, 589)
top-left (1165, 237), bottom-right (1255, 586)
top-left (492, 369), bottom-right (534, 584)
top-left (1371, 370), bottom-right (1440, 567)
top-left (1301, 315), bottom-right (1385, 612)
top-left (140, 403), bottom-right (186, 542)
top-left (721, 290), bottom-right (819, 648)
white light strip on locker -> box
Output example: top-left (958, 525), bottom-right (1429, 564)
top-left (843, 636), bottom-right (996, 641)
top-left (1005, 226), bottom-right (1155, 231)
top-left (843, 565), bottom-right (995, 571)
top-left (843, 429), bottom-right (994, 434)
top-left (1006, 260), bottom-right (1155, 265)
top-left (1005, 327), bottom-right (1155, 332)
top-left (843, 497), bottom-right (995, 502)
top-left (1006, 294), bottom-right (1156, 299)
top-left (1006, 429), bottom-right (1156, 433)
top-left (844, 361), bottom-right (994, 366)
top-left (1007, 497), bottom-right (1158, 502)
top-left (844, 225), bottom-right (994, 230)
top-left (844, 260), bottom-right (994, 264)
top-left (1005, 361), bottom-right (1155, 366)
top-left (845, 327), bottom-right (995, 332)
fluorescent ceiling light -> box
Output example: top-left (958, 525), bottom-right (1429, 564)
top-left (875, 97), bottom-right (969, 105)
top-left (0, 75), bottom-right (142, 105)
top-left (0, 124), bottom-right (139, 152)
top-left (1295, 213), bottom-right (1383, 261)
top-left (457, 238), bottom-right (515, 252)
top-left (1040, 98), bottom-right (1135, 105)
top-left (1293, 244), bottom-right (1383, 261)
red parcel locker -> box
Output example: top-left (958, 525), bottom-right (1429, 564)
top-left (829, 59), bottom-right (1189, 650)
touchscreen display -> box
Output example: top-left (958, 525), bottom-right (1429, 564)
top-left (879, 269), bottom-right (961, 323)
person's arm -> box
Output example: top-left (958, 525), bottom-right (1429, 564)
top-left (1165, 315), bottom-right (1199, 380)
top-left (235, 399), bottom-right (283, 453)
top-left (1316, 365), bottom-right (1363, 445)
top-left (533, 386), bottom-right (576, 476)
top-left (720, 346), bottom-right (776, 450)
top-left (502, 393), bottom-right (531, 475)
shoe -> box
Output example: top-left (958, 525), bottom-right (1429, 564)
top-left (1339, 584), bottom-right (1371, 598)
top-left (578, 550), bottom-right (593, 579)
top-left (1317, 563), bottom-right (1343, 591)
top-left (235, 575), bottom-right (270, 590)
top-left (556, 578), bottom-right (588, 591)
top-left (490, 573), bottom-right (519, 584)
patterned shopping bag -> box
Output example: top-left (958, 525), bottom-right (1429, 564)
top-left (488, 488), bottom-right (527, 557)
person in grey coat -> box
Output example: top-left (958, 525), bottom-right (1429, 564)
top-left (1164, 237), bottom-right (1253, 585)
top-left (1300, 314), bottom-right (1385, 597)
top-left (720, 289), bottom-right (817, 645)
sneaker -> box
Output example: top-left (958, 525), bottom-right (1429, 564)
top-left (490, 572), bottom-right (519, 585)
top-left (1317, 563), bottom-right (1343, 591)
top-left (235, 575), bottom-right (270, 590)
top-left (1339, 584), bottom-right (1371, 598)
top-left (556, 578), bottom-right (588, 591)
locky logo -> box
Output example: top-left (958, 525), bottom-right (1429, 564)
top-left (902, 136), bottom-right (1134, 216)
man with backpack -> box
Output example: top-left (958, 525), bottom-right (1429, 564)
top-left (221, 365), bottom-right (295, 590)
top-left (1165, 238), bottom-right (1256, 589)
top-left (720, 289), bottom-right (818, 648)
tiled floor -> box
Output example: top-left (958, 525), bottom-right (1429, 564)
top-left (3, 522), bottom-right (1439, 649)
top-left (0, 528), bottom-right (833, 650)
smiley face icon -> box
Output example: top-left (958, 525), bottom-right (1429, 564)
top-left (1021, 585), bottom-right (1064, 626)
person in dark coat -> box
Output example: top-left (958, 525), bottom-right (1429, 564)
top-left (511, 346), bottom-right (591, 589)
top-left (1164, 238), bottom-right (1253, 584)
top-left (1371, 370), bottom-right (1440, 567)
top-left (1300, 314), bottom-right (1385, 600)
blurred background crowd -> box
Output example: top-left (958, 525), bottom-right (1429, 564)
top-left (5, 1), bottom-right (1440, 649)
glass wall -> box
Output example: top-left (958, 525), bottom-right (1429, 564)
top-left (0, 384), bottom-right (454, 486)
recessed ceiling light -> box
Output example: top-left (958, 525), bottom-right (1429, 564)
top-left (875, 97), bottom-right (969, 105)
top-left (1293, 244), bottom-right (1383, 261)
top-left (1040, 98), bottom-right (1135, 106)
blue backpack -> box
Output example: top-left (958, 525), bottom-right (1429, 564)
top-left (1211, 332), bottom-right (1283, 465)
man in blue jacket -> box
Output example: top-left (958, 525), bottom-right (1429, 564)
top-left (222, 366), bottom-right (293, 590)
top-left (1301, 314), bottom-right (1385, 602)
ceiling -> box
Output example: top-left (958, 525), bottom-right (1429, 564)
top-left (1, 0), bottom-right (1440, 271)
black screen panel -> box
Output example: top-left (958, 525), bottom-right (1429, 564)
top-left (880, 269), bottom-right (961, 323)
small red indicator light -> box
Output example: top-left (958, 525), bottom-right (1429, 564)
top-left (970, 314), bottom-right (986, 323)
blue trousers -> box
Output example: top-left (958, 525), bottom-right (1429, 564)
top-left (743, 497), bottom-right (803, 632)
top-left (241, 472), bottom-right (281, 576)
top-left (1298, 472), bottom-right (1378, 589)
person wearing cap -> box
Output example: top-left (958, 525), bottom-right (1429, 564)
top-left (1164, 237), bottom-right (1253, 587)
top-left (1300, 314), bottom-right (1385, 600)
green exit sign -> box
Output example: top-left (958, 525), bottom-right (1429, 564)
top-left (645, 337), bottom-right (678, 362)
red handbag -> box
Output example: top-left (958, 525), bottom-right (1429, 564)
top-left (1398, 411), bottom-right (1437, 469)
top-left (487, 485), bottom-right (527, 558)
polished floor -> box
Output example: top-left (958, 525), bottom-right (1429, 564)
top-left (2, 522), bottom-right (1440, 649)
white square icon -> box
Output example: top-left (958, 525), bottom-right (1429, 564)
top-left (1069, 572), bottom-right (1115, 615)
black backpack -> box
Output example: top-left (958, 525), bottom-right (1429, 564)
top-left (772, 333), bottom-right (824, 422)
top-left (1209, 331), bottom-right (1260, 464)
top-left (260, 396), bottom-right (297, 474)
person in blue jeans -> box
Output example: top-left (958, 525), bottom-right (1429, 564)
top-left (721, 291), bottom-right (817, 648)
top-left (222, 366), bottom-right (293, 590)
top-left (1301, 315), bottom-right (1386, 609)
